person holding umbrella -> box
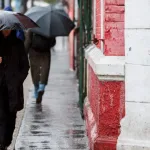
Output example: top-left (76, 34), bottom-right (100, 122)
top-left (0, 30), bottom-right (29, 150)
top-left (0, 10), bottom-right (37, 150)
top-left (25, 31), bottom-right (56, 104)
top-left (25, 5), bottom-right (75, 104)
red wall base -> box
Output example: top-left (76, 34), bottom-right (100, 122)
top-left (85, 66), bottom-right (125, 150)
top-left (84, 99), bottom-right (118, 150)
top-left (94, 139), bottom-right (117, 150)
top-left (84, 98), bottom-right (98, 150)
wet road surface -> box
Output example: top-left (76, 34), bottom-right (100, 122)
top-left (15, 40), bottom-right (89, 150)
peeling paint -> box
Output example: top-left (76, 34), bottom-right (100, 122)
top-left (85, 66), bottom-right (125, 150)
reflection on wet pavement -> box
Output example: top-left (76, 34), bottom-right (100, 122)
top-left (15, 49), bottom-right (89, 150)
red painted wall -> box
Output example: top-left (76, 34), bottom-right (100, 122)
top-left (104, 0), bottom-right (125, 56)
top-left (95, 0), bottom-right (125, 56)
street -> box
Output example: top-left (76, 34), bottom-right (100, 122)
top-left (15, 37), bottom-right (89, 150)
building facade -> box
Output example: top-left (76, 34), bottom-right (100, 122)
top-left (84, 0), bottom-right (125, 149)
top-left (68, 0), bottom-right (150, 149)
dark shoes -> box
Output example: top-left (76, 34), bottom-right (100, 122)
top-left (36, 91), bottom-right (44, 104)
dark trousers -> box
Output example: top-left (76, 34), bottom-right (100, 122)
top-left (29, 49), bottom-right (51, 85)
top-left (0, 83), bottom-right (17, 147)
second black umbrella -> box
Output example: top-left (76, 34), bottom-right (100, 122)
top-left (25, 5), bottom-right (75, 37)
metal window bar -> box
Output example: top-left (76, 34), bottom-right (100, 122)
top-left (78, 0), bottom-right (92, 118)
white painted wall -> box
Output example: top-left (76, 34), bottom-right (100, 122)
top-left (85, 45), bottom-right (125, 81)
top-left (117, 0), bottom-right (150, 149)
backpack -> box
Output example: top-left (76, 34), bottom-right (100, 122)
top-left (31, 34), bottom-right (51, 52)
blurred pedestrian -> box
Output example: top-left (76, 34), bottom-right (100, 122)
top-left (0, 30), bottom-right (29, 149)
top-left (25, 31), bottom-right (56, 104)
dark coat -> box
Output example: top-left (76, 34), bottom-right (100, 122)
top-left (0, 31), bottom-right (29, 112)
top-left (25, 31), bottom-right (56, 85)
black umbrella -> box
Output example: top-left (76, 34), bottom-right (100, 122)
top-left (0, 10), bottom-right (38, 30)
top-left (25, 5), bottom-right (75, 37)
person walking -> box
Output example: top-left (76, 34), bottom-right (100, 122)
top-left (25, 31), bottom-right (56, 104)
top-left (0, 30), bottom-right (29, 149)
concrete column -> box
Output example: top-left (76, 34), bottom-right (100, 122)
top-left (68, 0), bottom-right (75, 71)
top-left (14, 0), bottom-right (21, 12)
top-left (117, 0), bottom-right (150, 149)
top-left (4, 0), bottom-right (11, 7)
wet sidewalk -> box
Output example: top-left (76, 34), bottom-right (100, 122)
top-left (15, 38), bottom-right (89, 150)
